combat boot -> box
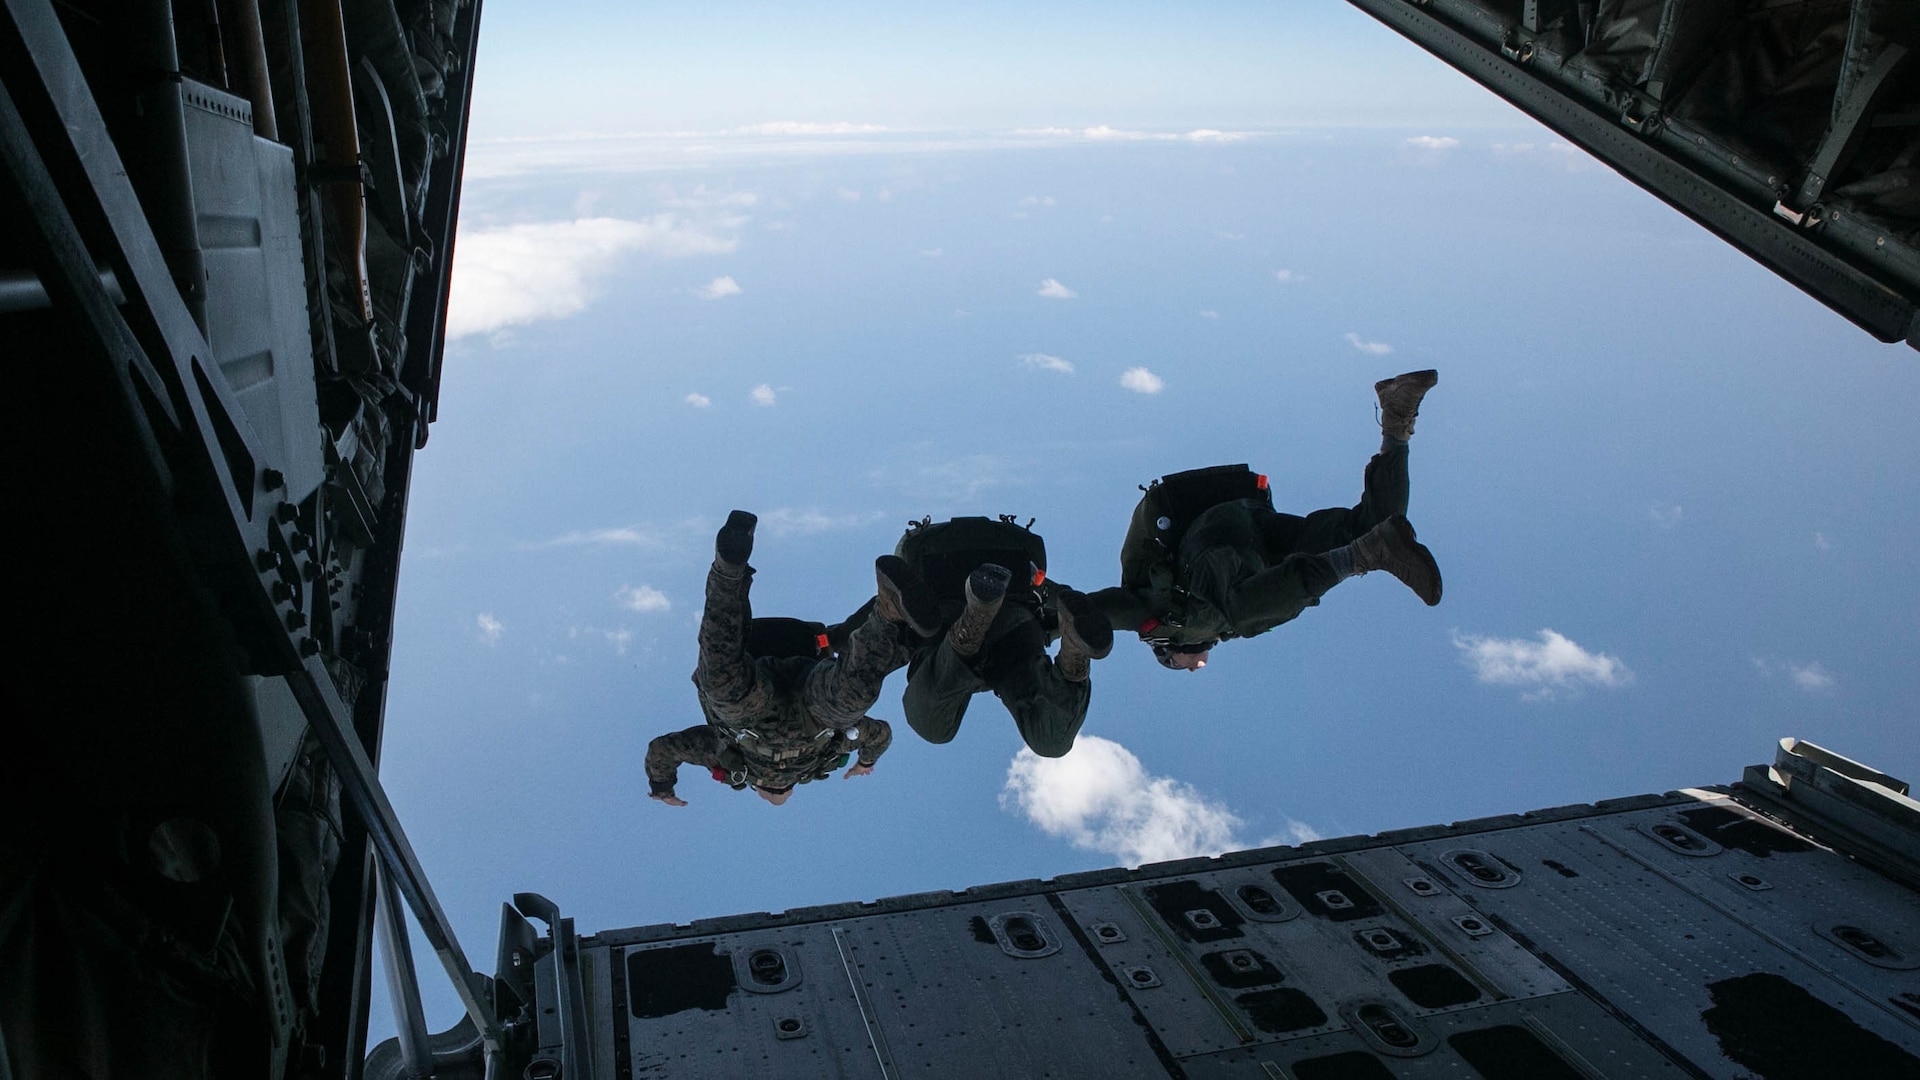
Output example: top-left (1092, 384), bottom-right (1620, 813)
top-left (714, 510), bottom-right (757, 575)
top-left (875, 556), bottom-right (942, 637)
top-left (1053, 588), bottom-right (1113, 683)
top-left (1375, 369), bottom-right (1439, 441)
top-left (1349, 515), bottom-right (1442, 606)
top-left (947, 564), bottom-right (1012, 659)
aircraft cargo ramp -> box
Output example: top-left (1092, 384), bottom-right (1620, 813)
top-left (370, 738), bottom-right (1920, 1079)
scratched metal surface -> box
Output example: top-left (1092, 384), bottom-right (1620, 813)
top-left (586, 790), bottom-right (1920, 1078)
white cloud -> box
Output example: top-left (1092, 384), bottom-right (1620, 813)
top-left (836, 187), bottom-right (862, 202)
top-left (448, 216), bottom-right (737, 337)
top-left (1018, 195), bottom-right (1056, 207)
top-left (476, 613), bottom-right (504, 645)
top-left (685, 392), bottom-right (712, 408)
top-left (1021, 353), bottom-right (1075, 374)
top-left (1649, 503), bottom-right (1684, 528)
top-left (1037, 278), bottom-right (1078, 299)
top-left (1789, 662), bottom-right (1835, 691)
top-left (921, 248), bottom-right (944, 257)
top-left (530, 526), bottom-right (661, 549)
top-left (1755, 657), bottom-right (1836, 693)
top-left (1406, 135), bottom-right (1461, 151)
top-left (750, 383), bottom-right (777, 406)
top-left (1454, 629), bottom-right (1632, 701)
top-left (1015, 126), bottom-right (1252, 143)
top-left (694, 275), bottom-right (742, 300)
top-left (615, 584), bottom-right (671, 613)
top-left (1120, 367), bottom-right (1165, 394)
top-left (1001, 736), bottom-right (1245, 867)
top-left (1814, 532), bottom-right (1832, 551)
top-left (1492, 140), bottom-right (1595, 173)
top-left (732, 121), bottom-right (887, 136)
top-left (1273, 269), bottom-right (1300, 284)
top-left (1199, 310), bottom-right (1220, 319)
top-left (759, 508), bottom-right (887, 536)
top-left (657, 184), bottom-right (758, 210)
top-left (1345, 332), bottom-right (1393, 356)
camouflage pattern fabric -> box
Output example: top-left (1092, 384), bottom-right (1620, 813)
top-left (644, 715), bottom-right (892, 798)
top-left (655, 564), bottom-right (898, 798)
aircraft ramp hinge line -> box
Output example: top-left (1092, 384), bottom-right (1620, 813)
top-left (1, 0), bottom-right (502, 1053)
top-left (1342, 0), bottom-right (1918, 348)
top-left (1118, 887), bottom-right (1258, 1044)
top-left (1576, 824), bottom-right (1916, 1034)
top-left (830, 926), bottom-right (900, 1078)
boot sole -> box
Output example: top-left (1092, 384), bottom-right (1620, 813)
top-left (966, 564), bottom-right (1013, 606)
top-left (716, 509), bottom-right (758, 567)
top-left (1056, 589), bottom-right (1114, 659)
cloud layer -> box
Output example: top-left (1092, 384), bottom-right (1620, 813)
top-left (1454, 629), bottom-right (1632, 700)
top-left (1120, 367), bottom-right (1165, 394)
top-left (1001, 736), bottom-right (1245, 866)
top-left (1021, 353), bottom-right (1074, 374)
top-left (1345, 332), bottom-right (1393, 356)
top-left (448, 216), bottom-right (735, 337)
top-left (1037, 278), bottom-right (1077, 299)
top-left (695, 275), bottom-right (742, 300)
top-left (615, 584), bottom-right (671, 613)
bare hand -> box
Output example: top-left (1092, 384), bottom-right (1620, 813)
top-left (843, 762), bottom-right (874, 779)
top-left (651, 793), bottom-right (688, 807)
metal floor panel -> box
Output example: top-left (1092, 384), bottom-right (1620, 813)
top-left (600, 898), bottom-right (1175, 1079)
top-left (562, 783), bottom-right (1920, 1079)
top-left (1396, 803), bottom-right (1920, 1076)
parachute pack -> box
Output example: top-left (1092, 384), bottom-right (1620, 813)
top-left (744, 616), bottom-right (832, 661)
top-left (896, 516), bottom-right (1048, 607)
top-left (1135, 464), bottom-right (1272, 559)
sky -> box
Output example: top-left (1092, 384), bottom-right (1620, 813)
top-left (366, 0), bottom-right (1920, 1046)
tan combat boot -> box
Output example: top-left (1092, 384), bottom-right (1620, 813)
top-left (1375, 369), bottom-right (1439, 441)
top-left (1053, 588), bottom-right (1113, 683)
top-left (875, 555), bottom-right (942, 637)
top-left (1349, 515), bottom-right (1442, 606)
top-left (947, 564), bottom-right (1011, 658)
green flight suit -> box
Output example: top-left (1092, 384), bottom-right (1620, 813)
top-left (1093, 444), bottom-right (1409, 647)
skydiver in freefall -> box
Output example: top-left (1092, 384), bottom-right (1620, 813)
top-left (1090, 370), bottom-right (1443, 671)
top-left (829, 516), bottom-right (1112, 759)
top-left (645, 511), bottom-right (939, 807)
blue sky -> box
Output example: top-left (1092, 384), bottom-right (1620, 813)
top-left (367, 1), bottom-right (1920, 1042)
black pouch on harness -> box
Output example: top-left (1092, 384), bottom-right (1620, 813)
top-left (746, 617), bottom-right (832, 660)
top-left (1137, 464), bottom-right (1272, 556)
top-left (896, 517), bottom-right (1048, 607)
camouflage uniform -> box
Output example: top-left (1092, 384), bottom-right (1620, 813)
top-left (647, 564), bottom-right (899, 799)
top-left (1092, 444), bottom-right (1409, 647)
top-left (644, 715), bottom-right (892, 798)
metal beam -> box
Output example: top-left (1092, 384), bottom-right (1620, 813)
top-left (1, 0), bottom-right (503, 1055)
top-left (1346, 0), bottom-right (1918, 348)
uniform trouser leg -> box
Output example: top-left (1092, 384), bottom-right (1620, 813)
top-left (1185, 503), bottom-right (1343, 639)
top-left (1263, 442), bottom-right (1410, 556)
top-left (990, 654), bottom-right (1091, 759)
top-left (901, 640), bottom-right (984, 745)
top-left (804, 607), bottom-right (904, 728)
top-left (695, 567), bottom-right (778, 723)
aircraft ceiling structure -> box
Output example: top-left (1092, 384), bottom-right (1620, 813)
top-left (1346, 0), bottom-right (1920, 350)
